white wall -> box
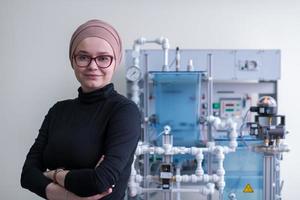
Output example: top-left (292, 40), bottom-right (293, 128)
top-left (1, 0), bottom-right (299, 199)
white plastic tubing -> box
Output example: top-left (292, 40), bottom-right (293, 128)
top-left (132, 37), bottom-right (170, 71)
top-left (130, 37), bottom-right (170, 105)
top-left (128, 37), bottom-right (237, 197)
top-left (128, 116), bottom-right (238, 197)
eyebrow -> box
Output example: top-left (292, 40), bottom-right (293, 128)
top-left (76, 50), bottom-right (112, 55)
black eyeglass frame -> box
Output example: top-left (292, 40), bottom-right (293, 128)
top-left (73, 54), bottom-right (114, 68)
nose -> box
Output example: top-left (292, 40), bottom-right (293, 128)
top-left (87, 59), bottom-right (98, 70)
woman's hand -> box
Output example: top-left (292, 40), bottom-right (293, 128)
top-left (46, 183), bottom-right (112, 200)
top-left (43, 170), bottom-right (55, 180)
top-left (44, 169), bottom-right (69, 187)
top-left (44, 154), bottom-right (105, 181)
top-left (44, 155), bottom-right (112, 200)
top-left (80, 188), bottom-right (112, 200)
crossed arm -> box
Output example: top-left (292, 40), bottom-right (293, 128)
top-left (43, 156), bottom-right (111, 200)
top-left (45, 181), bottom-right (111, 200)
top-left (21, 102), bottom-right (140, 199)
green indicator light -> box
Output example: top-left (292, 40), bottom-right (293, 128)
top-left (213, 103), bottom-right (220, 109)
top-left (225, 109), bottom-right (234, 112)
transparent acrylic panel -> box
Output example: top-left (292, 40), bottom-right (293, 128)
top-left (147, 72), bottom-right (202, 167)
top-left (217, 139), bottom-right (263, 200)
top-left (149, 72), bottom-right (202, 147)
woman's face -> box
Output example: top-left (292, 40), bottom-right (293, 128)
top-left (72, 37), bottom-right (116, 92)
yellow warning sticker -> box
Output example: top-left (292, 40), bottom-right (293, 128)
top-left (243, 184), bottom-right (254, 193)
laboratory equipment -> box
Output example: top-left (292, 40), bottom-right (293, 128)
top-left (125, 37), bottom-right (289, 200)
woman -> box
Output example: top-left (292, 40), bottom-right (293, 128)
top-left (21, 19), bottom-right (140, 200)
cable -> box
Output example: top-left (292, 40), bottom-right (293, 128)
top-left (168, 57), bottom-right (176, 69)
top-left (239, 109), bottom-right (250, 148)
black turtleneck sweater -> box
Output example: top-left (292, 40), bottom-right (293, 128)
top-left (21, 83), bottom-right (141, 200)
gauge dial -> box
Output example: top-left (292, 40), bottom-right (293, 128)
top-left (126, 66), bottom-right (142, 81)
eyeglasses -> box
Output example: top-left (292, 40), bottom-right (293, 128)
top-left (73, 54), bottom-right (114, 68)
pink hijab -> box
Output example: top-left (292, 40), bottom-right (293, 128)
top-left (69, 19), bottom-right (123, 66)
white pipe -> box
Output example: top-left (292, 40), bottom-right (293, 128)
top-left (187, 59), bottom-right (194, 71)
top-left (132, 183), bottom-right (215, 196)
top-left (128, 155), bottom-right (139, 197)
top-left (128, 165), bottom-right (223, 196)
top-left (131, 82), bottom-right (140, 105)
top-left (194, 149), bottom-right (204, 176)
top-left (130, 37), bottom-right (170, 104)
top-left (129, 142), bottom-right (228, 196)
top-left (135, 143), bottom-right (235, 156)
top-left (175, 174), bottom-right (220, 183)
top-left (131, 173), bottom-right (221, 184)
top-left (207, 115), bottom-right (238, 152)
top-left (176, 166), bottom-right (181, 200)
top-left (162, 37), bottom-right (169, 71)
top-left (130, 116), bottom-right (238, 198)
top-left (214, 146), bottom-right (226, 193)
top-left (132, 37), bottom-right (170, 72)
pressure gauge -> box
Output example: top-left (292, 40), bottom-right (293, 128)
top-left (126, 66), bottom-right (142, 81)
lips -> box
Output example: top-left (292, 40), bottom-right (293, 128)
top-left (84, 74), bottom-right (102, 79)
